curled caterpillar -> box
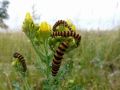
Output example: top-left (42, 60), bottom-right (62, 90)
top-left (53, 20), bottom-right (72, 31)
top-left (52, 31), bottom-right (81, 45)
top-left (13, 52), bottom-right (27, 72)
top-left (52, 41), bottom-right (69, 76)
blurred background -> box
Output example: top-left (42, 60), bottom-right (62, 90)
top-left (0, 0), bottom-right (120, 90)
top-left (0, 0), bottom-right (120, 31)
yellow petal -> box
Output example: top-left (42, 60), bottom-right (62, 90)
top-left (39, 21), bottom-right (51, 32)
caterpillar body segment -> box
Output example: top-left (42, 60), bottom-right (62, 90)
top-left (52, 41), bottom-right (69, 76)
top-left (51, 31), bottom-right (81, 46)
top-left (53, 20), bottom-right (72, 31)
top-left (13, 52), bottom-right (27, 72)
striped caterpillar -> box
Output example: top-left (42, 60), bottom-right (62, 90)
top-left (52, 31), bottom-right (81, 46)
top-left (52, 41), bottom-right (69, 76)
top-left (13, 52), bottom-right (27, 72)
top-left (53, 20), bottom-right (72, 31)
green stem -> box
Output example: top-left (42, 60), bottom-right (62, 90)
top-left (28, 34), bottom-right (45, 62)
top-left (44, 39), bottom-right (51, 77)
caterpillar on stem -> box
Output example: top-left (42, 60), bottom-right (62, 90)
top-left (13, 52), bottom-right (27, 72)
top-left (52, 41), bottom-right (69, 76)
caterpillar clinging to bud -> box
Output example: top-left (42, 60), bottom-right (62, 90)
top-left (52, 31), bottom-right (81, 46)
top-left (13, 52), bottom-right (27, 72)
top-left (52, 31), bottom-right (81, 40)
top-left (51, 20), bottom-right (81, 76)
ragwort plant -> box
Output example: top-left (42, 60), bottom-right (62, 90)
top-left (13, 12), bottom-right (81, 90)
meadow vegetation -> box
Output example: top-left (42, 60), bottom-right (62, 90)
top-left (0, 29), bottom-right (120, 90)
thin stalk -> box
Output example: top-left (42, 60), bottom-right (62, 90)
top-left (43, 39), bottom-right (51, 78)
top-left (26, 31), bottom-right (44, 59)
top-left (29, 36), bottom-right (45, 62)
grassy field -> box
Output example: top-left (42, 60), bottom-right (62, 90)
top-left (0, 29), bottom-right (120, 90)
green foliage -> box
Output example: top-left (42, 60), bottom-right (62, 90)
top-left (21, 13), bottom-right (79, 89)
top-left (0, 29), bottom-right (120, 90)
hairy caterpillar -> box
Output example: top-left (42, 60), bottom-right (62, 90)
top-left (52, 41), bottom-right (69, 76)
top-left (52, 31), bottom-right (81, 44)
top-left (13, 52), bottom-right (27, 72)
top-left (53, 20), bottom-right (72, 31)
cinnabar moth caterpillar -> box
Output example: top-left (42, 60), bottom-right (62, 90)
top-left (53, 20), bottom-right (72, 31)
top-left (13, 52), bottom-right (27, 72)
top-left (52, 41), bottom-right (69, 76)
top-left (52, 31), bottom-right (81, 42)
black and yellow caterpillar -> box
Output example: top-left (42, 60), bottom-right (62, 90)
top-left (53, 20), bottom-right (72, 31)
top-left (52, 41), bottom-right (69, 76)
top-left (52, 31), bottom-right (81, 41)
top-left (13, 52), bottom-right (27, 72)
top-left (51, 20), bottom-right (81, 76)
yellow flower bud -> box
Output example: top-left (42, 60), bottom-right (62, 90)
top-left (39, 21), bottom-right (51, 32)
top-left (25, 12), bottom-right (33, 21)
top-left (37, 21), bottom-right (51, 40)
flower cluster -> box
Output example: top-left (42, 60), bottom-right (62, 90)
top-left (22, 13), bottom-right (77, 39)
top-left (15, 12), bottom-right (81, 89)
